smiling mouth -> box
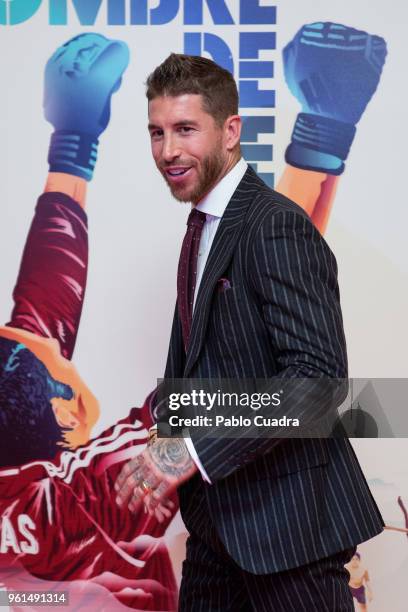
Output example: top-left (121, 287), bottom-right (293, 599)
top-left (164, 167), bottom-right (192, 177)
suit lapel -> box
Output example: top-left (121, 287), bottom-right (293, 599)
top-left (184, 166), bottom-right (260, 376)
top-left (165, 304), bottom-right (185, 378)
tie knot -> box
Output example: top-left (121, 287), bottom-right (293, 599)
top-left (187, 208), bottom-right (206, 229)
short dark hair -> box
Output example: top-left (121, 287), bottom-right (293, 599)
top-left (0, 338), bottom-right (64, 467)
top-left (146, 53), bottom-right (239, 126)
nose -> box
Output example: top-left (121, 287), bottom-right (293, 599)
top-left (162, 134), bottom-right (181, 162)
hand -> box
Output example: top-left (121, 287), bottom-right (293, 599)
top-left (44, 33), bottom-right (129, 137)
top-left (283, 22), bottom-right (387, 174)
top-left (283, 22), bottom-right (387, 124)
top-left (114, 438), bottom-right (197, 522)
top-left (44, 33), bottom-right (129, 180)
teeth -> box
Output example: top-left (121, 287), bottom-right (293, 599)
top-left (168, 169), bottom-right (188, 176)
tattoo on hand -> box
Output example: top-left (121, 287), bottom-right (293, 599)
top-left (148, 438), bottom-right (194, 478)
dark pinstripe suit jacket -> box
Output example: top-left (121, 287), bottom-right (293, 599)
top-left (164, 166), bottom-right (384, 574)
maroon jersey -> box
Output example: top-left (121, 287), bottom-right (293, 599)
top-left (0, 398), bottom-right (178, 611)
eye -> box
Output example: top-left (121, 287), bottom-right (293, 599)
top-left (150, 129), bottom-right (163, 140)
top-left (178, 126), bottom-right (194, 134)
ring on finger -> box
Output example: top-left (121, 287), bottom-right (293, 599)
top-left (140, 479), bottom-right (154, 494)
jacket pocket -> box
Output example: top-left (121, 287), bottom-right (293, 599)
top-left (242, 438), bottom-right (329, 481)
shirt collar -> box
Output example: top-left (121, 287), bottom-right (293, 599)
top-left (195, 158), bottom-right (248, 219)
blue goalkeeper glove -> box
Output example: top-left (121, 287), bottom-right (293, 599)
top-left (44, 33), bottom-right (130, 181)
top-left (283, 22), bottom-right (387, 175)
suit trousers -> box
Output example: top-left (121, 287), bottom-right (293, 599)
top-left (179, 475), bottom-right (356, 612)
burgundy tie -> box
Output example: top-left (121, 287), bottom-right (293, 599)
top-left (177, 208), bottom-right (206, 351)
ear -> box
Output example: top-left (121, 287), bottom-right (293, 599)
top-left (224, 115), bottom-right (241, 151)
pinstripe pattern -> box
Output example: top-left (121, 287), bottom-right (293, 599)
top-left (178, 474), bottom-right (357, 611)
top-left (165, 168), bottom-right (384, 589)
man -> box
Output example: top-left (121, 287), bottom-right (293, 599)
top-left (345, 551), bottom-right (373, 610)
top-left (115, 54), bottom-right (384, 610)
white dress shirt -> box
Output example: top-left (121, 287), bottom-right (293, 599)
top-left (184, 158), bottom-right (248, 483)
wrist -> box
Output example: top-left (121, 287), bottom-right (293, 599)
top-left (44, 173), bottom-right (87, 209)
top-left (285, 113), bottom-right (356, 175)
top-left (48, 130), bottom-right (99, 182)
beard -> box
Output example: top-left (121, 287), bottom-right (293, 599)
top-left (161, 144), bottom-right (225, 204)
